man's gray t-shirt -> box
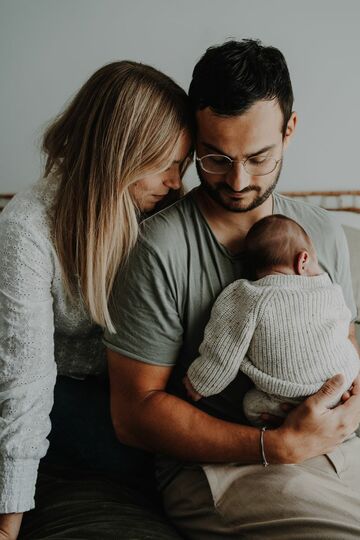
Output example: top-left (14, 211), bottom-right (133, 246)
top-left (104, 189), bottom-right (356, 485)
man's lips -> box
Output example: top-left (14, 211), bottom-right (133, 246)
top-left (221, 186), bottom-right (260, 198)
top-left (226, 192), bottom-right (248, 199)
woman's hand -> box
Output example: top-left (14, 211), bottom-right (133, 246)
top-left (0, 513), bottom-right (23, 540)
top-left (267, 374), bottom-right (360, 464)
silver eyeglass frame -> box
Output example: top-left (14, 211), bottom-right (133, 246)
top-left (196, 154), bottom-right (282, 177)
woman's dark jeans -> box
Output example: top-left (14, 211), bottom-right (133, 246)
top-left (20, 375), bottom-right (183, 539)
top-left (44, 374), bottom-right (152, 485)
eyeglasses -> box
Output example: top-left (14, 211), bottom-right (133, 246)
top-left (196, 153), bottom-right (282, 176)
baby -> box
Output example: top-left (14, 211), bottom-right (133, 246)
top-left (184, 214), bottom-right (360, 426)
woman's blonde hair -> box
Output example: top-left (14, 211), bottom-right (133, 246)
top-left (42, 61), bottom-right (192, 332)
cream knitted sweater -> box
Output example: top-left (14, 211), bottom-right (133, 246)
top-left (188, 274), bottom-right (360, 398)
top-left (0, 179), bottom-right (106, 513)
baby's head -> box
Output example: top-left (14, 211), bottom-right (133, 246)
top-left (243, 214), bottom-right (322, 279)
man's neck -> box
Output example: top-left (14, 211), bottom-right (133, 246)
top-left (194, 187), bottom-right (274, 254)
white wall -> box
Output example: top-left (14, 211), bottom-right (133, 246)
top-left (1, 0), bottom-right (359, 193)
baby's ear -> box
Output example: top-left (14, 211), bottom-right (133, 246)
top-left (296, 250), bottom-right (309, 275)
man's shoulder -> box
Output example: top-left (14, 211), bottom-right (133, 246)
top-left (139, 191), bottom-right (197, 250)
top-left (274, 192), bottom-right (341, 235)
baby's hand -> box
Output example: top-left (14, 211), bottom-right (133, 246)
top-left (341, 372), bottom-right (360, 403)
top-left (183, 375), bottom-right (203, 401)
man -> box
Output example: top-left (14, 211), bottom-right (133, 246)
top-left (105, 40), bottom-right (360, 539)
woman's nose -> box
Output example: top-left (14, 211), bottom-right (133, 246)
top-left (164, 170), bottom-right (182, 190)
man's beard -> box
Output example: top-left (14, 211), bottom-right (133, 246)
top-left (196, 162), bottom-right (282, 213)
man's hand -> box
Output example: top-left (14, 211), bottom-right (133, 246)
top-left (270, 373), bottom-right (360, 464)
top-left (0, 513), bottom-right (23, 540)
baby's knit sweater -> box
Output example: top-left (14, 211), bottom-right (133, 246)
top-left (188, 274), bottom-right (360, 398)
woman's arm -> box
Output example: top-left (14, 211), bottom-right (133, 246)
top-left (0, 215), bottom-right (57, 516)
top-left (0, 513), bottom-right (23, 540)
top-left (108, 350), bottom-right (360, 465)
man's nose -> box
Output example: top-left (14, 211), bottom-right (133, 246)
top-left (226, 161), bottom-right (250, 191)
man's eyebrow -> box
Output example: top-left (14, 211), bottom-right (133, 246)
top-left (201, 142), bottom-right (277, 159)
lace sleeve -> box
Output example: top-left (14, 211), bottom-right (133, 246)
top-left (0, 216), bottom-right (57, 513)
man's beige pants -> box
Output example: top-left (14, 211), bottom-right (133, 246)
top-left (163, 436), bottom-right (360, 539)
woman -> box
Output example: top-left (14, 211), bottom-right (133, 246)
top-left (0, 61), bottom-right (192, 538)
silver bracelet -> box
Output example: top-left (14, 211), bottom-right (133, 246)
top-left (260, 426), bottom-right (269, 467)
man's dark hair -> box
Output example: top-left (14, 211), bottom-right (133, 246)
top-left (189, 39), bottom-right (294, 136)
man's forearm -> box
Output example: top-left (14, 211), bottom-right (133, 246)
top-left (108, 351), bottom-right (360, 467)
top-left (111, 388), bottom-right (283, 464)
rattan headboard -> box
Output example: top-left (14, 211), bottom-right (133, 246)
top-left (280, 190), bottom-right (360, 214)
